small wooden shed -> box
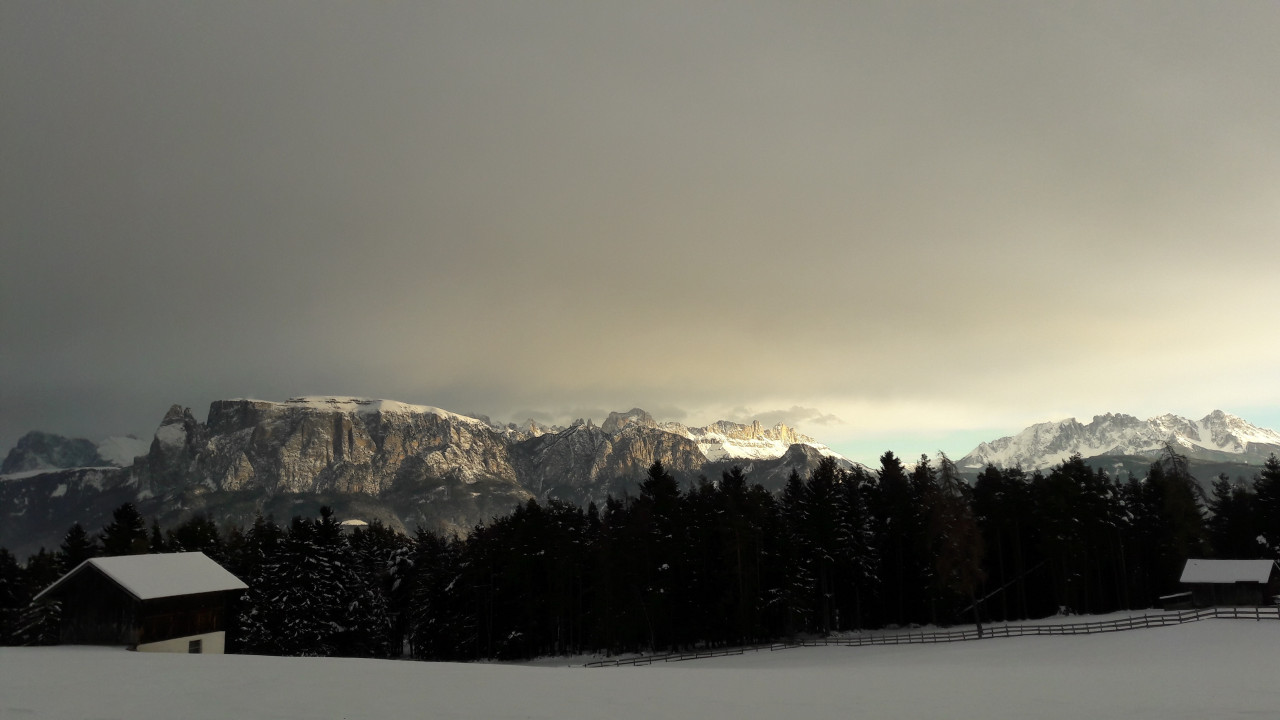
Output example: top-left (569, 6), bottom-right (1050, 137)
top-left (33, 551), bottom-right (247, 653)
top-left (1178, 559), bottom-right (1280, 608)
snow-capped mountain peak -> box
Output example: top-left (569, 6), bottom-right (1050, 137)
top-left (959, 410), bottom-right (1280, 470)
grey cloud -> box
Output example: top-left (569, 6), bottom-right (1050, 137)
top-left (2, 2), bottom-right (1278, 456)
top-left (730, 406), bottom-right (844, 430)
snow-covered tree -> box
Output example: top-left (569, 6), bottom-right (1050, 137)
top-left (239, 508), bottom-right (387, 657)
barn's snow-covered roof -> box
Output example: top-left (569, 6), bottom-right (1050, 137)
top-left (1179, 559), bottom-right (1278, 585)
top-left (35, 551), bottom-right (247, 602)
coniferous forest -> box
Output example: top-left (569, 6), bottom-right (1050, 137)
top-left (3, 450), bottom-right (1280, 660)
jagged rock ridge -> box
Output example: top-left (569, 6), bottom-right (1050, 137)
top-left (959, 410), bottom-right (1280, 471)
top-left (1, 397), bottom-right (847, 558)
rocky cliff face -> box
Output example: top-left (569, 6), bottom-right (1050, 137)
top-left (125, 397), bottom-right (536, 542)
top-left (2, 397), bottom-right (847, 557)
top-left (141, 397), bottom-right (525, 496)
top-left (600, 408), bottom-right (658, 434)
top-left (514, 419), bottom-right (709, 504)
top-left (662, 418), bottom-right (835, 463)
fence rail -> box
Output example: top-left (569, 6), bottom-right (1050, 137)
top-left (583, 606), bottom-right (1280, 667)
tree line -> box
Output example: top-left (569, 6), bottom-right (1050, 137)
top-left (2, 450), bottom-right (1279, 658)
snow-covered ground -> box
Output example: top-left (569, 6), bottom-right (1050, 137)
top-left (3, 619), bottom-right (1278, 719)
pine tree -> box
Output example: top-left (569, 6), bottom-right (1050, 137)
top-left (407, 529), bottom-right (469, 660)
top-left (239, 510), bottom-right (382, 657)
top-left (347, 520), bottom-right (406, 656)
top-left (633, 460), bottom-right (684, 651)
top-left (148, 521), bottom-right (167, 553)
top-left (58, 523), bottom-right (98, 569)
top-left (227, 514), bottom-right (282, 583)
top-left (1124, 448), bottom-right (1207, 602)
top-left (320, 510), bottom-right (390, 657)
top-left (15, 550), bottom-right (63, 645)
top-left (973, 465), bottom-right (1035, 620)
top-left (1033, 454), bottom-right (1124, 614)
top-left (1206, 475), bottom-right (1260, 558)
top-left (776, 468), bottom-right (814, 634)
top-left (871, 452), bottom-right (912, 626)
top-left (715, 466), bottom-right (775, 644)
top-left (0, 548), bottom-right (25, 645)
top-left (802, 457), bottom-right (843, 634)
top-left (166, 514), bottom-right (225, 560)
top-left (926, 454), bottom-right (985, 634)
top-left (99, 503), bottom-right (149, 556)
top-left (834, 465), bottom-right (877, 631)
top-left (1254, 454), bottom-right (1280, 559)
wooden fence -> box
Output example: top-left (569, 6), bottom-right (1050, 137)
top-left (583, 606), bottom-right (1280, 667)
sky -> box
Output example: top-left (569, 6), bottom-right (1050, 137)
top-left (3, 2), bottom-right (1279, 467)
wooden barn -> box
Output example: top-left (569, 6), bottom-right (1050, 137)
top-left (1178, 559), bottom-right (1280, 608)
top-left (33, 551), bottom-right (247, 653)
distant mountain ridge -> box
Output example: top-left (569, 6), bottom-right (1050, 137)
top-left (0, 430), bottom-right (149, 476)
top-left (593, 407), bottom-right (842, 463)
top-left (1, 396), bottom-right (848, 558)
top-left (958, 410), bottom-right (1280, 471)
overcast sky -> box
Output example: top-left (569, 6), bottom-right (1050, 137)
top-left (3, 2), bottom-right (1279, 466)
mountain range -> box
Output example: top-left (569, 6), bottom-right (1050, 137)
top-left (0, 397), bottom-right (847, 558)
top-left (4, 399), bottom-right (1278, 559)
top-left (957, 410), bottom-right (1280, 471)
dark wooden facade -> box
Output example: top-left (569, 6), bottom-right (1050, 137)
top-left (1182, 562), bottom-right (1280, 608)
top-left (43, 564), bottom-right (236, 648)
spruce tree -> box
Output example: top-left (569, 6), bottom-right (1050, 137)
top-left (0, 548), bottom-right (24, 645)
top-left (58, 523), bottom-right (99, 569)
top-left (834, 465), bottom-right (877, 631)
top-left (1254, 454), bottom-right (1280, 558)
top-left (99, 503), bottom-right (149, 555)
top-left (777, 468), bottom-right (814, 634)
top-left (926, 454), bottom-right (985, 633)
top-left (15, 550), bottom-right (63, 645)
top-left (1206, 475), bottom-right (1260, 558)
top-left (407, 529), bottom-right (469, 660)
top-left (633, 461), bottom-right (683, 651)
top-left (803, 457), bottom-right (843, 633)
top-left (240, 511), bottom-right (382, 657)
top-left (166, 514), bottom-right (225, 560)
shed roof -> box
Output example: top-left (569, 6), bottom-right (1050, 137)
top-left (1179, 559), bottom-right (1278, 585)
top-left (34, 551), bottom-right (247, 602)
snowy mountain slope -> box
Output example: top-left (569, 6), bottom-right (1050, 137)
top-left (1, 431), bottom-right (149, 477)
top-left (670, 419), bottom-right (825, 462)
top-left (93, 435), bottom-right (152, 467)
top-left (959, 410), bottom-right (1280, 470)
top-left (597, 407), bottom-right (850, 464)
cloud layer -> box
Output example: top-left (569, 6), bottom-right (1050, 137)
top-left (3, 2), bottom-right (1278, 464)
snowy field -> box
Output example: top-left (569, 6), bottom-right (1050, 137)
top-left (3, 619), bottom-right (1278, 719)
